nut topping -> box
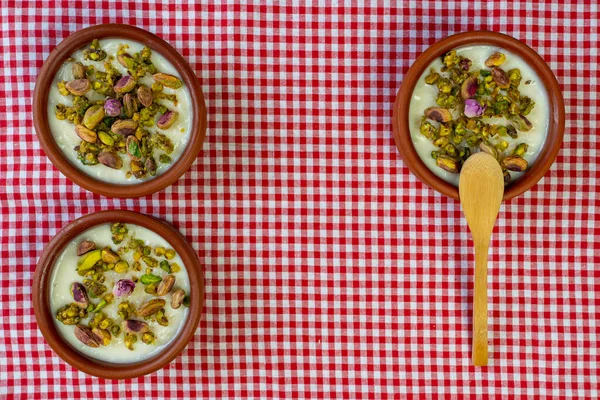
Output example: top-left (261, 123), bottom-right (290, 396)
top-left (156, 275), bottom-right (176, 296)
top-left (74, 325), bottom-right (100, 348)
top-left (77, 240), bottom-right (96, 256)
top-left (137, 298), bottom-right (166, 317)
top-left (65, 79), bottom-right (91, 96)
top-left (171, 289), bottom-right (186, 309)
top-left (97, 151), bottom-right (123, 169)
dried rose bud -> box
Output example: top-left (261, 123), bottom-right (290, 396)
top-left (464, 99), bottom-right (486, 118)
top-left (104, 98), bottom-right (122, 117)
top-left (113, 279), bottom-right (136, 297)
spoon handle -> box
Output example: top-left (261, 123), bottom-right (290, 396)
top-left (473, 239), bottom-right (489, 366)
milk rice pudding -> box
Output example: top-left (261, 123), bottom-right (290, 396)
top-left (409, 45), bottom-right (550, 186)
top-left (48, 39), bottom-right (193, 184)
top-left (51, 223), bottom-right (191, 363)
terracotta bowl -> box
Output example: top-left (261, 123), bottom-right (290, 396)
top-left (33, 24), bottom-right (207, 198)
top-left (392, 31), bottom-right (565, 201)
top-left (32, 210), bottom-right (204, 379)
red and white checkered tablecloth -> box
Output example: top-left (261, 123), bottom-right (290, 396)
top-left (1, 1), bottom-right (598, 399)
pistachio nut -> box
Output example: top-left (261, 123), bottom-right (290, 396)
top-left (513, 115), bottom-right (532, 131)
top-left (92, 327), bottom-right (111, 346)
top-left (141, 256), bottom-right (158, 268)
top-left (55, 303), bottom-right (88, 325)
top-left (104, 98), bottom-right (122, 117)
top-left (171, 289), bottom-right (185, 309)
top-left (156, 274), bottom-right (175, 296)
top-left (82, 104), bottom-right (105, 130)
top-left (77, 249), bottom-right (102, 271)
top-left (459, 57), bottom-right (472, 71)
top-left (165, 249), bottom-right (176, 260)
top-left (110, 325), bottom-right (122, 337)
top-left (74, 325), bottom-right (100, 348)
top-left (137, 85), bottom-right (153, 107)
top-left (485, 52), bottom-right (506, 67)
top-left (65, 79), bottom-right (91, 96)
top-left (141, 331), bottom-right (156, 345)
top-left (159, 260), bottom-right (170, 273)
top-left (122, 93), bottom-right (138, 118)
top-left (479, 142), bottom-right (498, 159)
top-left (72, 62), bottom-right (87, 79)
top-left (97, 151), bottom-right (123, 169)
top-left (83, 39), bottom-right (107, 61)
top-left (145, 157), bottom-right (157, 176)
top-left (145, 283), bottom-right (158, 295)
top-left (124, 333), bottom-right (137, 351)
top-left (436, 155), bottom-right (460, 173)
top-left (114, 260), bottom-right (129, 273)
top-left (70, 282), bottom-right (89, 308)
top-left (491, 67), bottom-right (510, 89)
top-left (91, 299), bottom-right (109, 313)
top-left (117, 52), bottom-right (135, 69)
top-left (496, 140), bottom-right (509, 152)
top-left (114, 75), bottom-right (136, 94)
top-left (503, 170), bottom-right (511, 184)
top-left (123, 319), bottom-right (149, 334)
top-left (101, 247), bottom-right (120, 263)
top-left (98, 131), bottom-right (115, 146)
top-left (460, 75), bottom-right (478, 99)
top-left (503, 156), bottom-right (528, 172)
top-left (156, 308), bottom-right (169, 326)
top-left (83, 279), bottom-right (107, 298)
top-left (171, 262), bottom-right (181, 273)
top-left (507, 124), bottom-right (519, 138)
top-left (424, 107), bottom-right (452, 123)
top-left (77, 240), bottom-right (96, 256)
top-left (156, 110), bottom-right (179, 129)
top-left (126, 136), bottom-right (142, 160)
top-left (131, 159), bottom-right (146, 179)
top-left (111, 119), bottom-right (138, 136)
top-left (75, 125), bottom-right (98, 143)
top-left (111, 222), bottom-right (128, 244)
top-left (152, 73), bottom-right (183, 89)
top-left (513, 143), bottom-right (529, 157)
top-left (424, 70), bottom-right (440, 85)
top-left (137, 298), bottom-right (166, 317)
top-left (140, 274), bottom-right (162, 285)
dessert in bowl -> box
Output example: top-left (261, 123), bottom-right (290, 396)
top-left (34, 24), bottom-right (207, 197)
top-left (33, 211), bottom-right (204, 379)
top-left (393, 32), bottom-right (564, 200)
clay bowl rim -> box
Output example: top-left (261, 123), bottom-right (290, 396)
top-left (33, 24), bottom-right (207, 198)
top-left (32, 210), bottom-right (204, 380)
top-left (392, 31), bottom-right (565, 201)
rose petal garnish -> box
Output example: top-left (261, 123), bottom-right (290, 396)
top-left (464, 99), bottom-right (486, 118)
top-left (113, 279), bottom-right (136, 297)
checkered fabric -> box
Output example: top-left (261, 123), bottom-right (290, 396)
top-left (0, 1), bottom-right (598, 399)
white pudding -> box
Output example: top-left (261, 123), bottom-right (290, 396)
top-left (47, 39), bottom-right (193, 184)
top-left (409, 45), bottom-right (549, 186)
top-left (50, 223), bottom-right (190, 363)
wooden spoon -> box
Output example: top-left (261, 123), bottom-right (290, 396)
top-left (459, 152), bottom-right (504, 366)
